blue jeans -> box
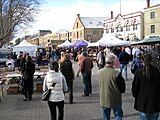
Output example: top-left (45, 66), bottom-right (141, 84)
top-left (82, 72), bottom-right (92, 95)
top-left (140, 112), bottom-right (159, 120)
top-left (120, 64), bottom-right (128, 80)
top-left (101, 103), bottom-right (123, 120)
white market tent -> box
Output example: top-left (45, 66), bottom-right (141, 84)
top-left (57, 40), bottom-right (73, 47)
top-left (13, 40), bottom-right (41, 57)
top-left (88, 34), bottom-right (131, 47)
top-left (87, 41), bottom-right (99, 47)
top-left (99, 34), bottom-right (131, 46)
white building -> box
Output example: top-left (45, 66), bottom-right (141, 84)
top-left (103, 11), bottom-right (144, 41)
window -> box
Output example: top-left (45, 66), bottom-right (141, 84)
top-left (77, 22), bottom-right (78, 28)
top-left (111, 28), bottom-right (114, 33)
top-left (151, 25), bottom-right (155, 33)
top-left (77, 31), bottom-right (79, 38)
top-left (106, 29), bottom-right (109, 33)
top-left (126, 22), bottom-right (130, 31)
top-left (69, 32), bottom-right (72, 36)
top-left (116, 25), bottom-right (123, 32)
top-left (133, 22), bottom-right (137, 30)
top-left (150, 11), bottom-right (155, 19)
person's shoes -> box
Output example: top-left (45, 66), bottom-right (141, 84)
top-left (82, 94), bottom-right (89, 97)
top-left (89, 92), bottom-right (92, 95)
top-left (28, 96), bottom-right (32, 100)
top-left (23, 97), bottom-right (27, 101)
top-left (69, 102), bottom-right (73, 104)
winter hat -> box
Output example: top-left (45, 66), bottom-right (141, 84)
top-left (105, 53), bottom-right (117, 64)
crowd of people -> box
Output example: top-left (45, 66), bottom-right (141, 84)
top-left (3, 44), bottom-right (160, 120)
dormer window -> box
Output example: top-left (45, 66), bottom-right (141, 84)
top-left (89, 21), bottom-right (93, 24)
top-left (98, 21), bottom-right (102, 25)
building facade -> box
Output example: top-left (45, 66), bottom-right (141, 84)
top-left (30, 14), bottom-right (106, 47)
top-left (71, 14), bottom-right (106, 42)
top-left (103, 11), bottom-right (144, 41)
top-left (144, 4), bottom-right (160, 37)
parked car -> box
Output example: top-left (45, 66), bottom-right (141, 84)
top-left (0, 48), bottom-right (11, 66)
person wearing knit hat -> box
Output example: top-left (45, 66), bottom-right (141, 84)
top-left (105, 53), bottom-right (117, 65)
top-left (98, 53), bottom-right (126, 120)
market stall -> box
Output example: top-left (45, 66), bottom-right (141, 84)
top-left (13, 40), bottom-right (41, 57)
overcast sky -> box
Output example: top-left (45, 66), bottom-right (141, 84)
top-left (17, 0), bottom-right (159, 37)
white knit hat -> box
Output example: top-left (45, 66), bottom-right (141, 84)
top-left (105, 53), bottom-right (117, 64)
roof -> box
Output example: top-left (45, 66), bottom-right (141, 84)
top-left (80, 17), bottom-right (106, 28)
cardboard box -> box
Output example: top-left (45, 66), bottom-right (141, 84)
top-left (36, 83), bottom-right (43, 92)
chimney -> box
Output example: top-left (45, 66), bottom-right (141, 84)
top-left (77, 14), bottom-right (80, 18)
top-left (111, 11), bottom-right (113, 19)
top-left (146, 0), bottom-right (150, 8)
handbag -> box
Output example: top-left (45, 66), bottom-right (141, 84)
top-left (42, 83), bottom-right (56, 101)
top-left (42, 89), bottom-right (52, 101)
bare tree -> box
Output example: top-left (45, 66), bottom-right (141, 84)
top-left (0, 0), bottom-right (42, 46)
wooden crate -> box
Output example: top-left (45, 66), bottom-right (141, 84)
top-left (7, 85), bottom-right (20, 94)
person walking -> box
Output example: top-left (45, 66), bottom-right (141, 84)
top-left (118, 47), bottom-right (130, 81)
top-left (80, 52), bottom-right (93, 96)
top-left (131, 53), bottom-right (143, 74)
top-left (132, 53), bottom-right (160, 120)
top-left (98, 53), bottom-right (126, 120)
top-left (43, 61), bottom-right (68, 120)
top-left (96, 48), bottom-right (106, 69)
top-left (21, 56), bottom-right (35, 101)
top-left (60, 54), bottom-right (74, 104)
top-left (76, 51), bottom-right (83, 77)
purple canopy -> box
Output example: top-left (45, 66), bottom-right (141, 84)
top-left (72, 40), bottom-right (88, 47)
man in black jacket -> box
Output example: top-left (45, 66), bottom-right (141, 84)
top-left (60, 54), bottom-right (74, 104)
top-left (118, 47), bottom-right (130, 81)
top-left (21, 56), bottom-right (35, 101)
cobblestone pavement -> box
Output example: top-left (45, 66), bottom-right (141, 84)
top-left (0, 63), bottom-right (159, 120)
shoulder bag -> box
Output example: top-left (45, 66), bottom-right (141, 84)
top-left (42, 83), bottom-right (56, 101)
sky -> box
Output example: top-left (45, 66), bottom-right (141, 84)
top-left (18, 0), bottom-right (159, 37)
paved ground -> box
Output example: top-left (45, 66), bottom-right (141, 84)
top-left (0, 63), bottom-right (159, 120)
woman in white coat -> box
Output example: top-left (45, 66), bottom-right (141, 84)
top-left (43, 61), bottom-right (68, 120)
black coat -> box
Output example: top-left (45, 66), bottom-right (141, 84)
top-left (21, 61), bottom-right (35, 95)
top-left (60, 60), bottom-right (74, 82)
top-left (118, 51), bottom-right (130, 64)
top-left (132, 66), bottom-right (160, 113)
